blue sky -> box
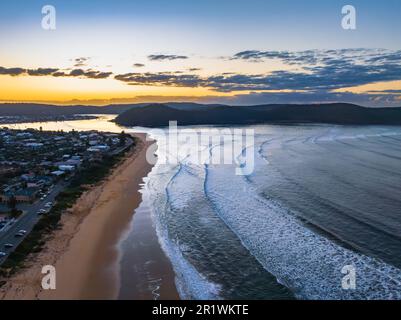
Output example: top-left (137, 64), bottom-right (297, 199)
top-left (2, 0), bottom-right (401, 50)
top-left (0, 0), bottom-right (400, 106)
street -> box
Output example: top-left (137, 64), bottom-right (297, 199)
top-left (0, 182), bottom-right (66, 265)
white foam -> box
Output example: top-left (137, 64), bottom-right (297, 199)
top-left (204, 145), bottom-right (401, 299)
top-left (146, 126), bottom-right (401, 300)
top-left (144, 155), bottom-right (223, 300)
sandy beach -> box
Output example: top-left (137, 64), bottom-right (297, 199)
top-left (0, 133), bottom-right (177, 300)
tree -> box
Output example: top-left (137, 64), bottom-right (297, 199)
top-left (8, 195), bottom-right (17, 211)
top-left (119, 131), bottom-right (126, 146)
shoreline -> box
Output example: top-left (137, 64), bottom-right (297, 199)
top-left (0, 132), bottom-right (178, 300)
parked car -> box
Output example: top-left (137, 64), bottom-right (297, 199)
top-left (15, 230), bottom-right (27, 237)
top-left (4, 243), bottom-right (14, 249)
top-left (0, 251), bottom-right (6, 257)
top-left (45, 202), bottom-right (53, 208)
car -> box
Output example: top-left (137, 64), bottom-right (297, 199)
top-left (38, 209), bottom-right (47, 215)
top-left (15, 232), bottom-right (24, 238)
top-left (0, 252), bottom-right (6, 257)
top-left (18, 230), bottom-right (27, 234)
top-left (4, 243), bottom-right (13, 249)
top-left (45, 202), bottom-right (53, 208)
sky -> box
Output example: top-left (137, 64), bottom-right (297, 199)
top-left (0, 0), bottom-right (401, 106)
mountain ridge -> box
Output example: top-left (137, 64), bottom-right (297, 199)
top-left (114, 103), bottom-right (401, 127)
top-left (2, 102), bottom-right (401, 126)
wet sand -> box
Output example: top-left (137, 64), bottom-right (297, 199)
top-left (118, 195), bottom-right (180, 300)
top-left (0, 133), bottom-right (179, 300)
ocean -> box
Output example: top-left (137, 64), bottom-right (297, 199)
top-left (6, 117), bottom-right (401, 299)
top-left (142, 123), bottom-right (401, 299)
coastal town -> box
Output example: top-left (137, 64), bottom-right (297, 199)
top-left (0, 126), bottom-right (132, 264)
top-left (0, 114), bottom-right (97, 125)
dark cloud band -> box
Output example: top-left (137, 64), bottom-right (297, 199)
top-left (0, 66), bottom-right (112, 80)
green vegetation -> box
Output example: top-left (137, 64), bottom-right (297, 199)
top-left (9, 209), bottom-right (23, 219)
top-left (0, 138), bottom-right (136, 278)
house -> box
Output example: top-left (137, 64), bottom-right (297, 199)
top-left (16, 132), bottom-right (33, 138)
top-left (87, 145), bottom-right (110, 153)
top-left (15, 187), bottom-right (39, 203)
top-left (25, 142), bottom-right (44, 148)
top-left (0, 187), bottom-right (39, 203)
top-left (36, 176), bottom-right (54, 186)
top-left (21, 173), bottom-right (35, 181)
top-left (0, 191), bottom-right (12, 203)
top-left (27, 182), bottom-right (43, 188)
top-left (58, 165), bottom-right (75, 171)
top-left (51, 170), bottom-right (65, 177)
top-left (40, 161), bottom-right (53, 167)
top-left (89, 140), bottom-right (100, 146)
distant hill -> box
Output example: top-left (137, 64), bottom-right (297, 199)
top-left (114, 103), bottom-right (401, 127)
top-left (0, 102), bottom-right (214, 117)
top-left (0, 103), bottom-right (134, 116)
top-left (2, 102), bottom-right (401, 127)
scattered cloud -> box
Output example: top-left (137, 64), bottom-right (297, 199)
top-left (27, 68), bottom-right (60, 76)
top-left (67, 69), bottom-right (112, 79)
top-left (73, 57), bottom-right (91, 67)
top-left (223, 90), bottom-right (401, 107)
top-left (0, 66), bottom-right (112, 80)
top-left (0, 66), bottom-right (26, 76)
top-left (114, 72), bottom-right (202, 87)
top-left (231, 48), bottom-right (399, 65)
top-left (214, 49), bottom-right (401, 92)
top-left (148, 54), bottom-right (189, 61)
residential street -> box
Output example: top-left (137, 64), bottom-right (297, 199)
top-left (0, 182), bottom-right (66, 264)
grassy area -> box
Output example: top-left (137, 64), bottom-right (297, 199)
top-left (0, 139), bottom-right (136, 279)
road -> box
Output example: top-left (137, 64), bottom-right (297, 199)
top-left (109, 137), bottom-right (134, 156)
top-left (0, 182), bottom-right (66, 265)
